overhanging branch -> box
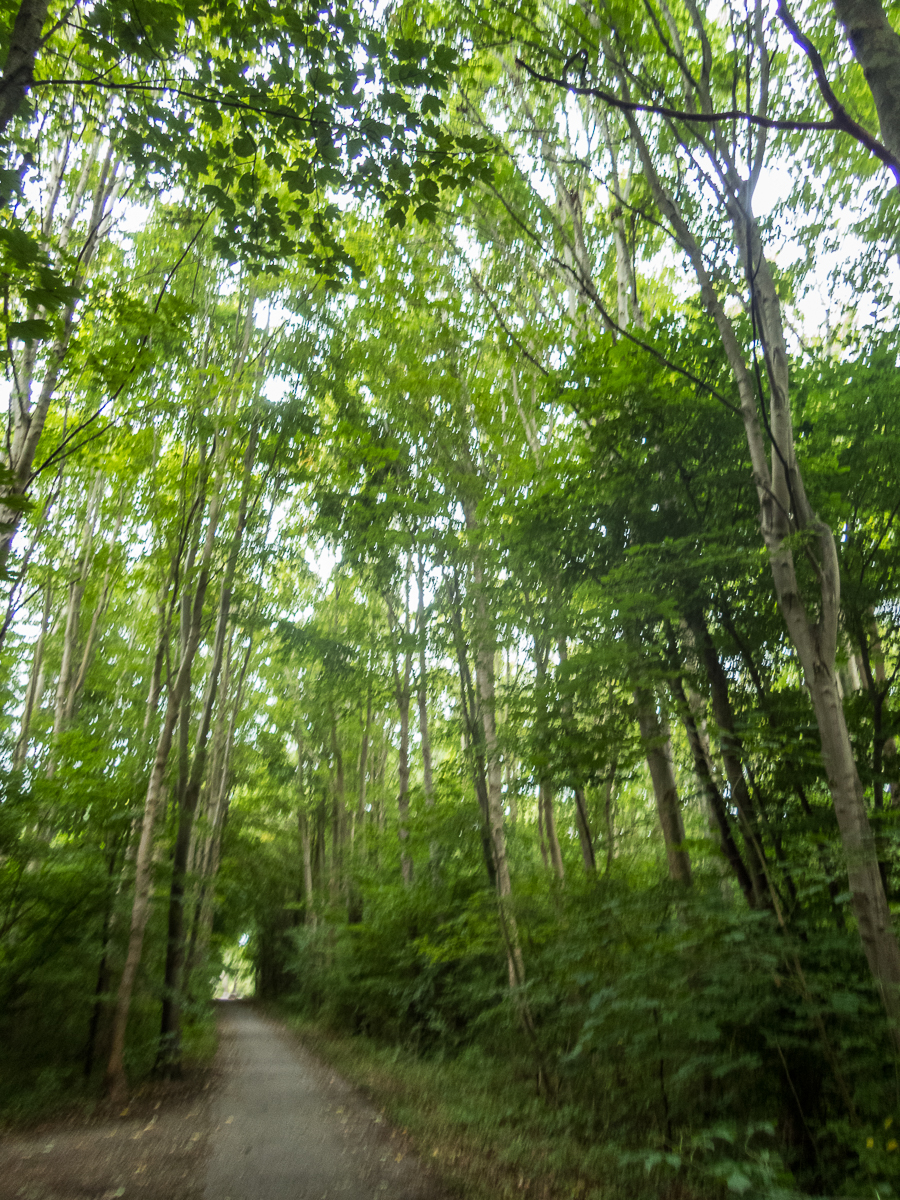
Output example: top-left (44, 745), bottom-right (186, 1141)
top-left (516, 53), bottom-right (900, 186)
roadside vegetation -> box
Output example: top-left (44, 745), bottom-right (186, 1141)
top-left (3, 1), bottom-right (900, 1197)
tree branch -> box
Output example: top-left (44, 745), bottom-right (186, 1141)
top-left (776, 0), bottom-right (900, 185)
top-left (516, 52), bottom-right (900, 185)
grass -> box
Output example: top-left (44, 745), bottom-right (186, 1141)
top-left (272, 1005), bottom-right (691, 1200)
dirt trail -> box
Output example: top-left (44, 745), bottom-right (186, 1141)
top-left (0, 1004), bottom-right (448, 1200)
top-left (206, 1002), bottom-right (447, 1200)
top-left (0, 1075), bottom-right (210, 1200)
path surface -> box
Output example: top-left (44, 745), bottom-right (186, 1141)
top-left (204, 1003), bottom-right (447, 1200)
top-left (0, 1005), bottom-right (448, 1200)
top-left (0, 1075), bottom-right (210, 1199)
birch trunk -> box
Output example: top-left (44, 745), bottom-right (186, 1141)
top-left (158, 432), bottom-right (254, 1071)
top-left (185, 633), bottom-right (253, 986)
top-left (105, 491), bottom-right (222, 1103)
top-left (13, 582), bottom-right (50, 769)
top-left (0, 0), bottom-right (50, 133)
top-left (832, 0), bottom-right (900, 164)
top-left (445, 569), bottom-right (498, 888)
top-left (464, 501), bottom-right (526, 992)
top-left (416, 555), bottom-right (434, 806)
top-left (634, 688), bottom-right (692, 886)
top-left (611, 63), bottom-right (900, 1047)
top-left (557, 639), bottom-right (596, 871)
top-left (396, 651), bottom-right (413, 885)
top-left (298, 738), bottom-right (316, 934)
top-left (1, 141), bottom-right (121, 581)
top-left (533, 639), bottom-right (564, 881)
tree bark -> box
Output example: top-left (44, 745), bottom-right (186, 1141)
top-left (0, 0), bottom-right (50, 134)
top-left (533, 638), bottom-right (564, 881)
top-left (13, 581), bottom-right (50, 769)
top-left (395, 648), bottom-right (413, 885)
top-left (610, 60), bottom-right (900, 1046)
top-left (49, 478), bottom-right (102, 769)
top-left (539, 780), bottom-right (565, 881)
top-left (328, 716), bottom-right (346, 903)
top-left (387, 586), bottom-right (414, 885)
top-left (464, 501), bottom-right (526, 993)
top-left (299, 803), bottom-right (316, 929)
top-left (416, 554), bottom-right (434, 806)
top-left (1, 141), bottom-right (121, 581)
top-left (64, 504), bottom-right (124, 725)
top-left (157, 431), bottom-right (254, 1072)
top-left (557, 639), bottom-right (596, 871)
top-left (634, 688), bottom-right (692, 886)
top-left (686, 614), bottom-right (776, 904)
top-left (832, 0), bottom-right (900, 165)
top-left (185, 632), bottom-right (254, 988)
top-left (105, 491), bottom-right (222, 1103)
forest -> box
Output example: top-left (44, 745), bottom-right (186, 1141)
top-left (1, 0), bottom-right (900, 1197)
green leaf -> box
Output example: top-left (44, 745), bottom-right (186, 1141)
top-left (8, 318), bottom-right (53, 344)
top-left (232, 131), bottom-right (258, 158)
top-left (726, 1169), bottom-right (752, 1193)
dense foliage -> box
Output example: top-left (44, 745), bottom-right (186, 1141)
top-left (2, 0), bottom-right (900, 1196)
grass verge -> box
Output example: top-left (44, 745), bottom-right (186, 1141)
top-left (272, 1005), bottom-right (681, 1200)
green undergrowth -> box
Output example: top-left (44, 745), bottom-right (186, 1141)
top-left (0, 1009), bottom-right (219, 1130)
top-left (274, 1004), bottom-right (698, 1200)
top-left (258, 875), bottom-right (900, 1200)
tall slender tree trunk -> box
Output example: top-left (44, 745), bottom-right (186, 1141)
top-left (48, 480), bottom-right (102, 774)
top-left (687, 614), bottom-right (776, 900)
top-left (0, 142), bottom-right (121, 585)
top-left (63, 506), bottom-right (124, 726)
top-left (539, 781), bottom-right (565, 881)
top-left (105, 493), bottom-right (222, 1103)
top-left (185, 633), bottom-right (253, 988)
top-left (557, 639), bottom-right (596, 871)
top-left (464, 502), bottom-right (526, 993)
top-left (0, 0), bottom-right (51, 134)
top-left (358, 681), bottom-right (372, 826)
top-left (534, 638), bottom-right (564, 881)
top-left (832, 0), bottom-right (900, 165)
top-left (387, 585), bottom-right (414, 885)
top-left (615, 88), bottom-right (900, 1046)
top-left (416, 554), bottom-right (434, 806)
top-left (445, 568), bottom-right (497, 888)
top-left (328, 716), bottom-right (346, 904)
top-left (634, 688), bottom-right (692, 886)
top-left (396, 650), bottom-right (413, 885)
top-left (668, 676), bottom-right (758, 905)
top-left (13, 581), bottom-right (50, 769)
top-left (157, 430), bottom-right (255, 1072)
top-left (299, 804), bottom-right (316, 930)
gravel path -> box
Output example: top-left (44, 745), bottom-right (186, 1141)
top-left (204, 1003), bottom-right (448, 1200)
